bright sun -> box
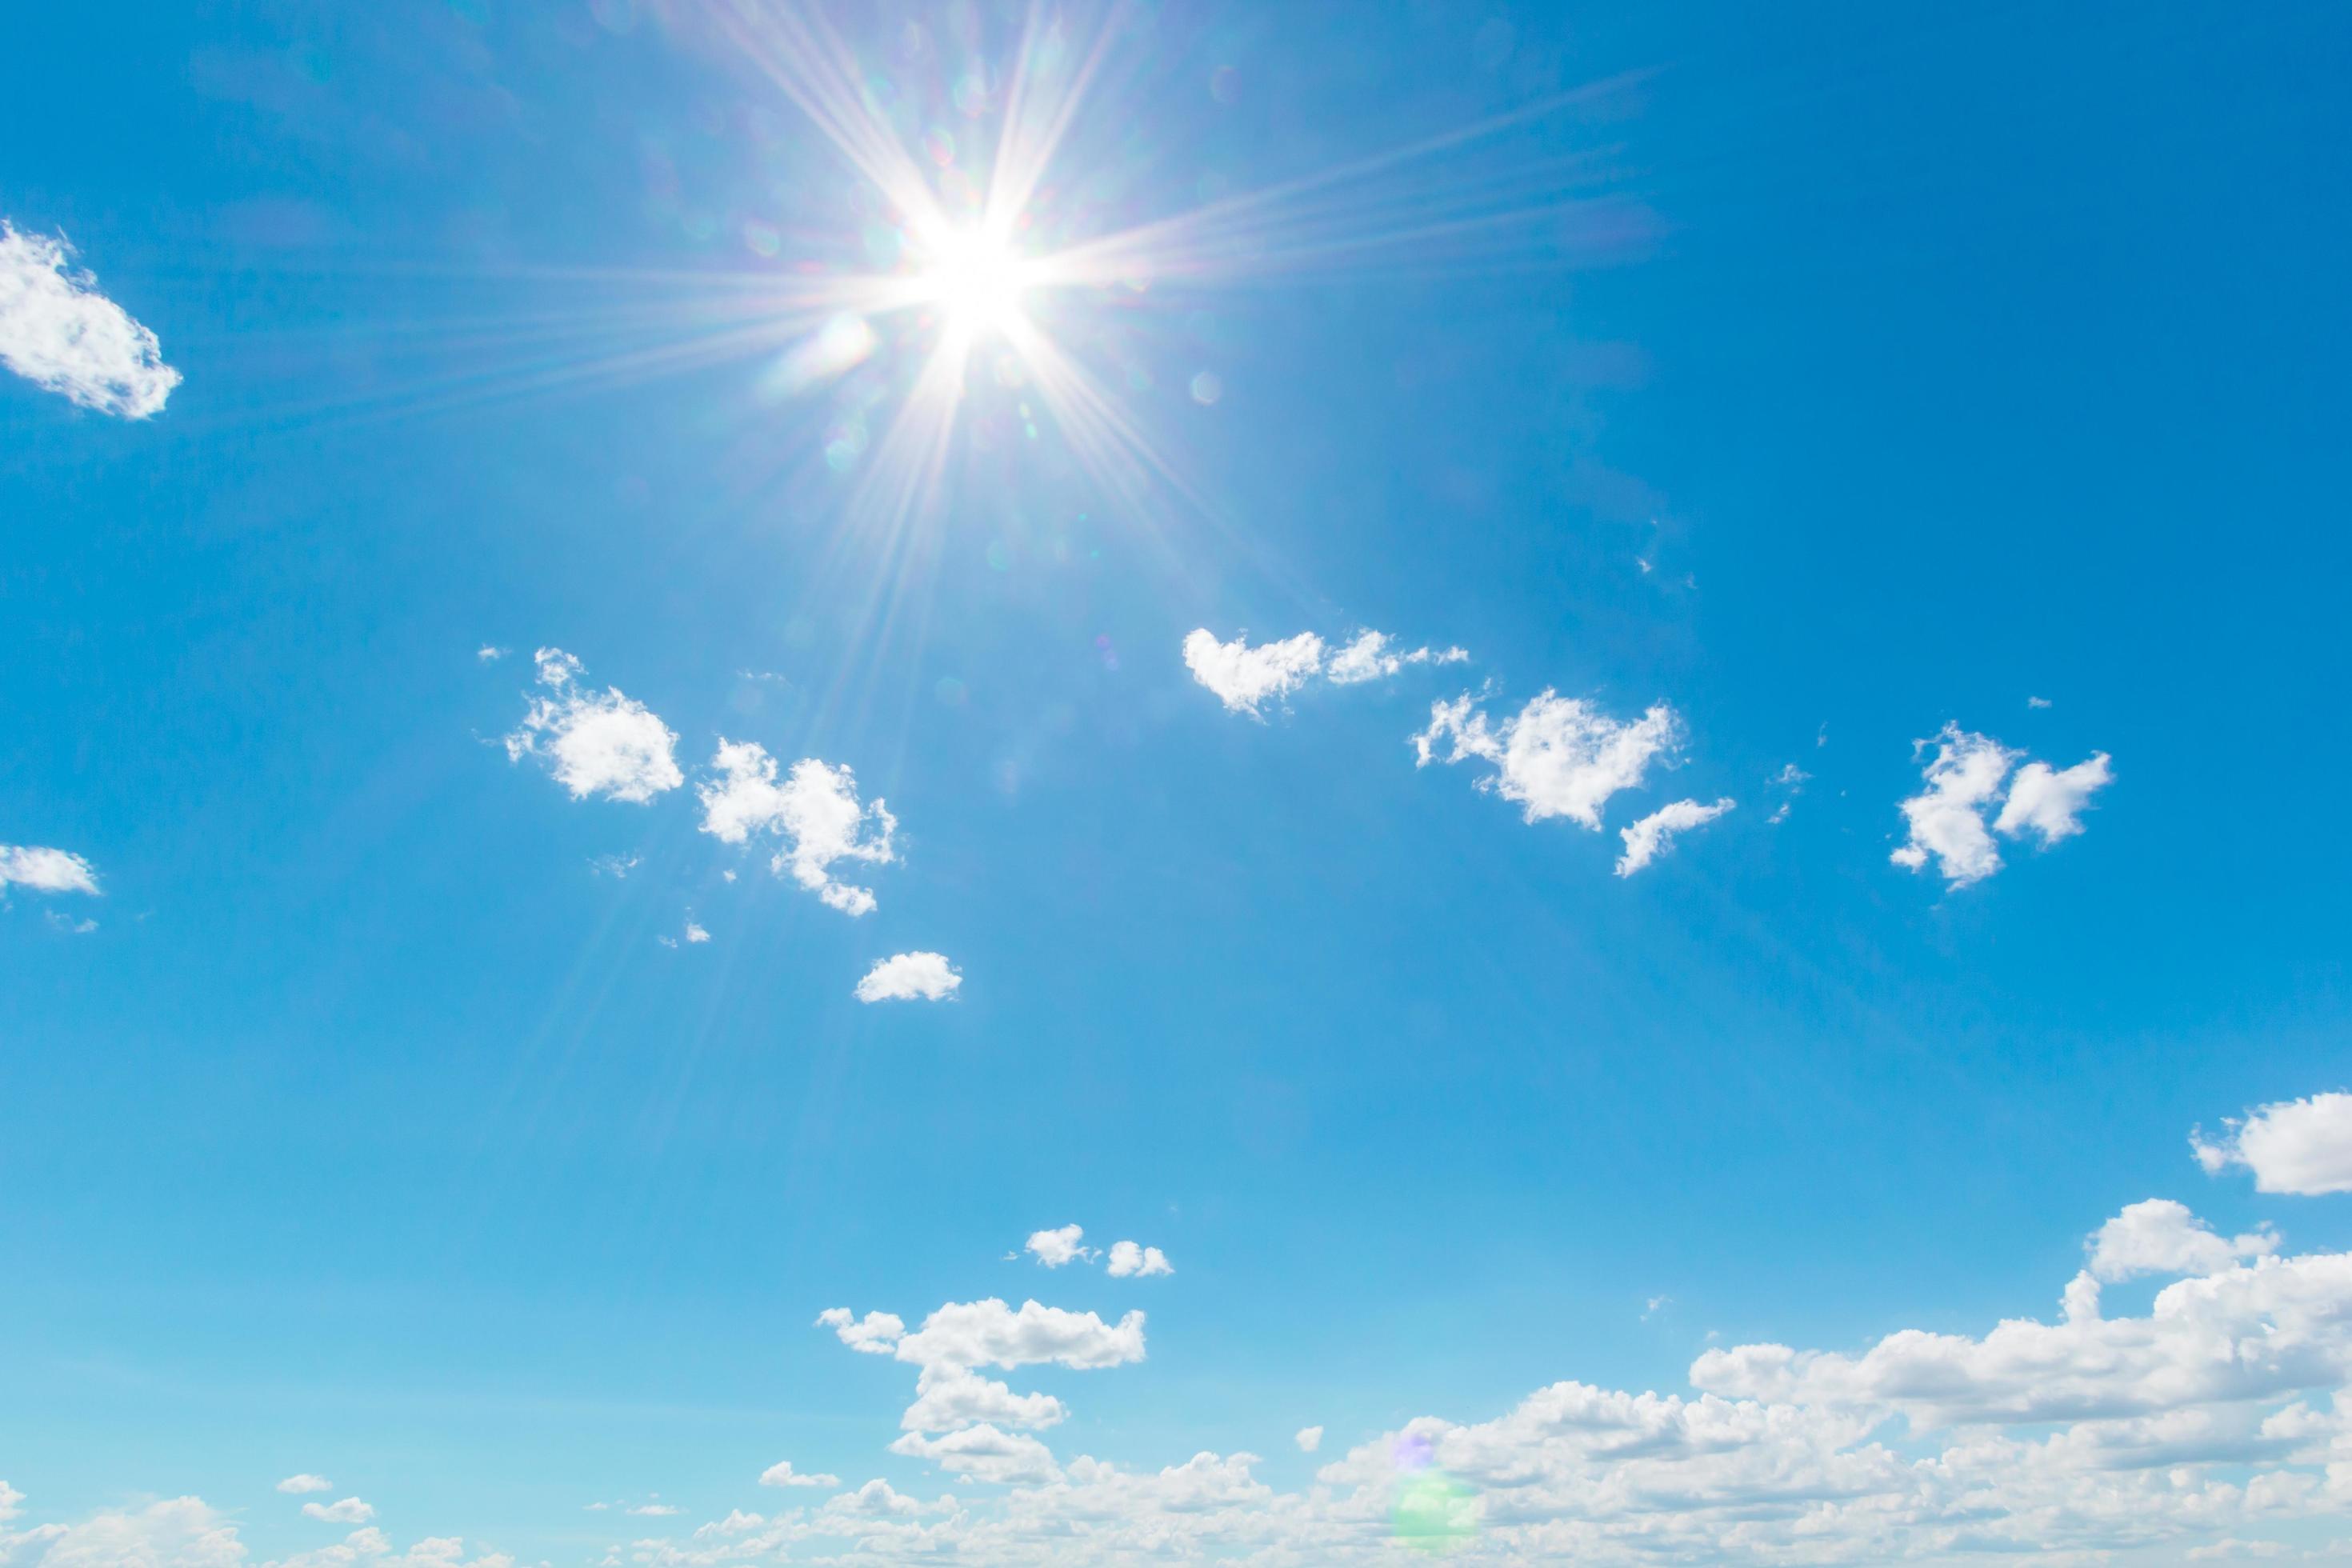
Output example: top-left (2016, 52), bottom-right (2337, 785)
top-left (917, 222), bottom-right (1035, 338)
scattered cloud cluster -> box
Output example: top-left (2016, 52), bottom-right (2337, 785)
top-left (1182, 626), bottom-right (1465, 717)
top-left (0, 845), bottom-right (101, 896)
top-left (698, 742), bottom-right (897, 916)
top-left (2196, 1093), bottom-right (2352, 1195)
top-left (505, 649), bottom-right (682, 805)
top-left (854, 951), bottom-right (961, 1003)
top-left (818, 1297), bottom-right (1148, 1485)
top-left (1890, 722), bottom-right (2112, 886)
top-left (1020, 1224), bottom-right (1172, 1278)
top-left (0, 222), bottom-right (181, 418)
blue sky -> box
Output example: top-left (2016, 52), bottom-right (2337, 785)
top-left (5, 2), bottom-right (2352, 1564)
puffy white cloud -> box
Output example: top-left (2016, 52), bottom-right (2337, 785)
top-left (504, 649), bottom-right (682, 805)
top-left (756, 1461), bottom-right (838, 1489)
top-left (1614, 797), bottom-right (1734, 878)
top-left (1892, 724), bottom-right (2114, 886)
top-left (2086, 1198), bottom-right (2278, 1282)
top-left (889, 1298), bottom-right (1146, 1374)
top-left (475, 645), bottom-right (506, 662)
top-left (1181, 629), bottom-right (1324, 716)
top-left (1414, 691), bottom-right (1681, 830)
top-left (275, 1475), bottom-right (334, 1494)
top-left (697, 742), bottom-right (896, 916)
top-left (1294, 1425), bottom-right (1323, 1453)
top-left (0, 846), bottom-right (100, 896)
top-left (1994, 752), bottom-right (2114, 844)
top-left (656, 918), bottom-right (710, 950)
top-left (626, 1502), bottom-right (678, 1517)
top-left (0, 1494), bottom-right (242, 1568)
top-left (1890, 724), bottom-right (2016, 884)
top-left (902, 1365), bottom-right (1068, 1433)
top-left (887, 1425), bottom-right (1061, 1485)
top-left (1325, 631), bottom-right (1469, 686)
top-left (816, 1307), bottom-right (906, 1354)
top-left (1105, 1241), bottom-right (1173, 1278)
top-left (0, 222), bottom-right (181, 418)
top-left (1022, 1225), bottom-right (1090, 1267)
top-left (0, 1482), bottom-right (20, 1524)
top-left (2195, 1093), bottom-right (2352, 1195)
top-left (854, 951), bottom-right (959, 1002)
top-left (302, 1498), bottom-right (376, 1525)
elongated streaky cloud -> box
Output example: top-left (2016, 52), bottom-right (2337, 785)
top-left (1891, 723), bottom-right (2112, 886)
top-left (855, 950), bottom-right (960, 1002)
top-left (0, 845), bottom-right (101, 896)
top-left (0, 222), bottom-right (181, 417)
top-left (757, 1461), bottom-right (840, 1490)
top-left (1106, 1240), bottom-right (1174, 1278)
top-left (1181, 629), bottom-right (1324, 715)
top-left (1324, 630), bottom-right (1470, 685)
top-left (698, 741), bottom-right (897, 916)
top-left (504, 648), bottom-right (682, 804)
top-left (2194, 1092), bottom-right (2352, 1195)
top-left (1414, 690), bottom-right (1682, 830)
top-left (1616, 798), bottom-right (1735, 878)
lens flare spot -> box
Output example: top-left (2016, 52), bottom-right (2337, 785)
top-left (917, 224), bottom-right (1037, 338)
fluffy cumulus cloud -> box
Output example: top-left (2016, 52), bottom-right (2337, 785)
top-left (301, 1498), bottom-right (376, 1525)
top-left (1891, 723), bottom-right (2113, 886)
top-left (854, 950), bottom-right (960, 1002)
top-left (1414, 691), bottom-right (1682, 830)
top-left (757, 1461), bottom-right (839, 1490)
top-left (1105, 1240), bottom-right (1173, 1278)
top-left (0, 222), bottom-right (182, 417)
top-left (2087, 1198), bottom-right (2278, 1281)
top-left (1294, 1425), bottom-right (1324, 1453)
top-left (1023, 1225), bottom-right (1091, 1267)
top-left (886, 1425), bottom-right (1062, 1486)
top-left (0, 845), bottom-right (101, 896)
top-left (1181, 629), bottom-right (1324, 716)
top-left (1614, 796), bottom-right (1734, 878)
top-left (698, 742), bottom-right (897, 916)
top-left (2196, 1093), bottom-right (2352, 1195)
top-left (504, 648), bottom-right (682, 805)
top-left (274, 1475), bottom-right (334, 1494)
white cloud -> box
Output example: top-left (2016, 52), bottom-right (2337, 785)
top-left (1614, 797), bottom-right (1734, 878)
top-left (0, 1495), bottom-right (242, 1568)
top-left (2086, 1198), bottom-right (2278, 1281)
top-left (1105, 1241), bottom-right (1173, 1278)
top-left (626, 1502), bottom-right (678, 1517)
top-left (1324, 630), bottom-right (1470, 686)
top-left (276, 1475), bottom-right (334, 1494)
top-left (1294, 1426), bottom-right (1323, 1453)
top-left (1181, 629), bottom-right (1324, 716)
top-left (1890, 724), bottom-right (2017, 885)
top-left (1892, 724), bottom-right (2114, 886)
top-left (302, 1498), bottom-right (376, 1525)
top-left (586, 853), bottom-right (638, 878)
top-left (902, 1365), bottom-right (1069, 1432)
top-left (854, 951), bottom-right (960, 1003)
top-left (1023, 1225), bottom-right (1090, 1268)
top-left (0, 1482), bottom-right (20, 1523)
top-left (757, 1460), bottom-right (840, 1490)
top-left (816, 1306), bottom-right (906, 1354)
top-left (1414, 691), bottom-right (1682, 830)
top-left (2195, 1093), bottom-right (2352, 1195)
top-left (475, 645), bottom-right (506, 662)
top-left (0, 846), bottom-right (100, 896)
top-left (44, 911), bottom-right (98, 935)
top-left (2029, 694), bottom-right (2054, 708)
top-left (0, 222), bottom-right (181, 418)
top-left (887, 1425), bottom-right (1061, 1485)
top-left (504, 648), bottom-right (682, 805)
top-left (698, 742), bottom-right (896, 916)
top-left (888, 1298), bottom-right (1146, 1373)
top-left (682, 920), bottom-right (710, 944)
top-left (1994, 752), bottom-right (2114, 844)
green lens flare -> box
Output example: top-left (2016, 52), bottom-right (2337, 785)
top-left (1391, 1472), bottom-right (1479, 1555)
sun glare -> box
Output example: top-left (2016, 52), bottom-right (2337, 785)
top-left (915, 222), bottom-right (1036, 338)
